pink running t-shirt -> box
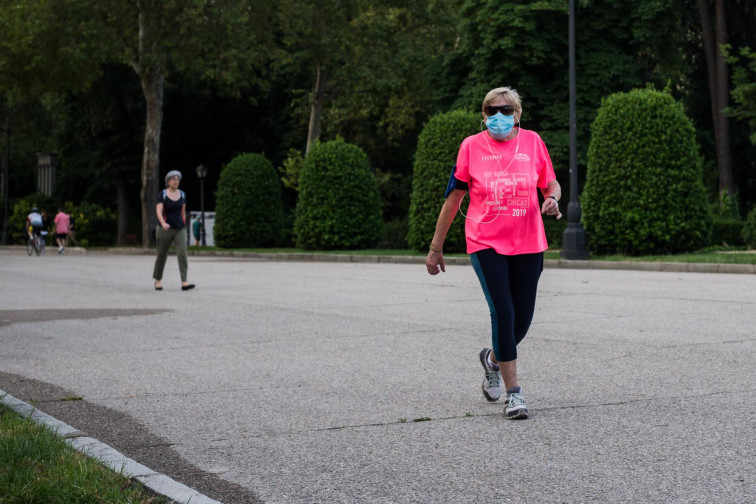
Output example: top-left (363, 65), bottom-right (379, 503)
top-left (453, 129), bottom-right (556, 255)
top-left (54, 212), bottom-right (69, 234)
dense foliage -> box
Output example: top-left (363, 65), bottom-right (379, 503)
top-left (70, 202), bottom-right (117, 247)
top-left (10, 196), bottom-right (116, 246)
top-left (0, 0), bottom-right (754, 249)
top-left (743, 207), bottom-right (756, 249)
top-left (294, 139), bottom-right (382, 250)
top-left (582, 88), bottom-right (712, 255)
top-left (214, 153), bottom-right (283, 248)
top-left (407, 110), bottom-right (480, 252)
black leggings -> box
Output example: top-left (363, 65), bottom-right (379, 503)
top-left (470, 249), bottom-right (544, 363)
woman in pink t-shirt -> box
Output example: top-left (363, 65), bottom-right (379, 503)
top-left (54, 208), bottom-right (70, 254)
top-left (425, 87), bottom-right (562, 420)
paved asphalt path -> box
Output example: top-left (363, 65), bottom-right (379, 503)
top-left (1, 249), bottom-right (754, 504)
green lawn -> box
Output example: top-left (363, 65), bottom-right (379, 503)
top-left (0, 403), bottom-right (163, 504)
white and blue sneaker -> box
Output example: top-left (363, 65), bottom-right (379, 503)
top-left (479, 348), bottom-right (502, 402)
top-left (504, 391), bottom-right (528, 420)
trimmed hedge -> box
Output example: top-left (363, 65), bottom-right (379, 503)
top-left (214, 153), bottom-right (283, 248)
top-left (294, 139), bottom-right (382, 250)
top-left (581, 88), bottom-right (712, 255)
top-left (408, 110), bottom-right (480, 252)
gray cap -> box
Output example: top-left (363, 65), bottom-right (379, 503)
top-left (165, 170), bottom-right (182, 183)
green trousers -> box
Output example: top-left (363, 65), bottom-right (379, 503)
top-left (153, 227), bottom-right (188, 282)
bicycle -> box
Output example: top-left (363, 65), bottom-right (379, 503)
top-left (27, 233), bottom-right (42, 256)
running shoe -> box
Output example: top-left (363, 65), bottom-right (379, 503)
top-left (479, 348), bottom-right (502, 402)
top-left (504, 391), bottom-right (528, 420)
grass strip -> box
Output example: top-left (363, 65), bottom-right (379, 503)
top-left (0, 403), bottom-right (164, 504)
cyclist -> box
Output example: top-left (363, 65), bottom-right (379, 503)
top-left (26, 207), bottom-right (44, 250)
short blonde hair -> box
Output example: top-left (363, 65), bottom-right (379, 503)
top-left (482, 87), bottom-right (522, 119)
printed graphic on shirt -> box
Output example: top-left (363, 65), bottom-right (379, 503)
top-left (481, 171), bottom-right (531, 217)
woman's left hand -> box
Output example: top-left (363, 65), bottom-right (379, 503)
top-left (541, 198), bottom-right (562, 219)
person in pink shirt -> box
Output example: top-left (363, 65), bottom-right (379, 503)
top-left (54, 207), bottom-right (70, 254)
top-left (426, 87), bottom-right (562, 419)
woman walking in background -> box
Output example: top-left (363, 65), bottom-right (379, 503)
top-left (425, 86), bottom-right (561, 419)
top-left (54, 207), bottom-right (69, 254)
top-left (153, 170), bottom-right (195, 291)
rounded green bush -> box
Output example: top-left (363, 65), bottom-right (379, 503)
top-left (214, 153), bottom-right (283, 248)
top-left (743, 207), bottom-right (756, 248)
top-left (407, 110), bottom-right (480, 252)
top-left (581, 88), bottom-right (712, 255)
top-left (294, 139), bottom-right (382, 250)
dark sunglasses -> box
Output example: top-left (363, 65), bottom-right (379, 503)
top-left (485, 105), bottom-right (515, 117)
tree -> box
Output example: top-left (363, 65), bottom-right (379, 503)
top-left (276, 0), bottom-right (358, 155)
top-left (697, 0), bottom-right (734, 196)
top-left (110, 0), bottom-right (272, 247)
top-left (55, 65), bottom-right (144, 245)
top-left (726, 46), bottom-right (756, 146)
top-left (276, 0), bottom-right (459, 159)
top-left (441, 0), bottom-right (687, 182)
top-left (0, 0), bottom-right (272, 247)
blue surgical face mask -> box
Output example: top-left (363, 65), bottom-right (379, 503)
top-left (485, 112), bottom-right (515, 140)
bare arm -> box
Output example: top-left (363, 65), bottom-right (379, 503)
top-left (539, 179), bottom-right (562, 220)
top-left (426, 188), bottom-right (466, 275)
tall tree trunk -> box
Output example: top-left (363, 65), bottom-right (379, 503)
top-left (136, 0), bottom-right (166, 248)
top-left (115, 179), bottom-right (129, 246)
top-left (140, 70), bottom-right (164, 248)
top-left (306, 64), bottom-right (327, 155)
top-left (698, 0), bottom-right (734, 196)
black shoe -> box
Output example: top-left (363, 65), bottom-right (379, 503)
top-left (154, 282), bottom-right (163, 291)
top-left (181, 284), bottom-right (195, 291)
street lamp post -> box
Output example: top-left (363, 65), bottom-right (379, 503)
top-left (1, 122), bottom-right (10, 245)
top-left (195, 164), bottom-right (207, 247)
top-left (561, 0), bottom-right (589, 260)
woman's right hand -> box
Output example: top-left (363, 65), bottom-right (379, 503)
top-left (161, 222), bottom-right (170, 230)
top-left (426, 249), bottom-right (445, 275)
